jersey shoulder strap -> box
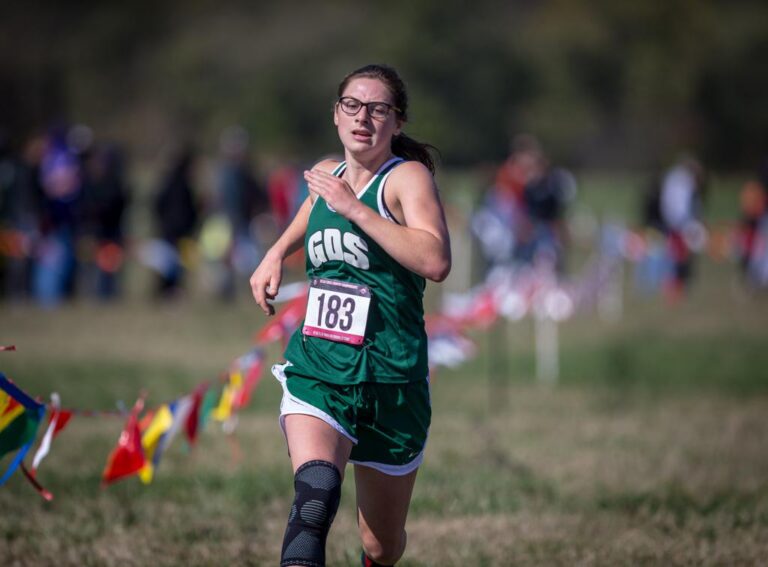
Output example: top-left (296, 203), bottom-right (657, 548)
top-left (376, 159), bottom-right (406, 224)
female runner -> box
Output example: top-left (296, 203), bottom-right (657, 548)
top-left (251, 63), bottom-right (450, 567)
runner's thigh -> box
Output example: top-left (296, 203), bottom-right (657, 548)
top-left (284, 414), bottom-right (353, 474)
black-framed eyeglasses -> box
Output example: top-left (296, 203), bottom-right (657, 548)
top-left (337, 96), bottom-right (400, 121)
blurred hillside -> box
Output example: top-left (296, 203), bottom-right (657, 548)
top-left (2, 0), bottom-right (768, 168)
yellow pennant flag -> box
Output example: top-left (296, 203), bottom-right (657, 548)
top-left (212, 371), bottom-right (242, 423)
top-left (138, 405), bottom-right (173, 484)
top-left (0, 391), bottom-right (26, 431)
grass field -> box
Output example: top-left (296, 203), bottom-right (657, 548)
top-left (2, 174), bottom-right (768, 565)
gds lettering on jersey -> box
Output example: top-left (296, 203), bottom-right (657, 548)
top-left (308, 229), bottom-right (370, 269)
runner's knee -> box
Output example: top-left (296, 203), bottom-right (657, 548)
top-left (281, 460), bottom-right (342, 567)
top-left (361, 528), bottom-right (406, 566)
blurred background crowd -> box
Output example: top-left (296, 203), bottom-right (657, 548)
top-left (1, 0), bottom-right (767, 307)
top-left (2, 122), bottom-right (766, 309)
top-left (0, 124), bottom-right (314, 306)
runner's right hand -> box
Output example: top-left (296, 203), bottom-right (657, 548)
top-left (250, 251), bottom-right (283, 316)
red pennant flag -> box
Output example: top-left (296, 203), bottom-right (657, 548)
top-left (101, 397), bottom-right (146, 486)
top-left (185, 383), bottom-right (208, 445)
top-left (53, 410), bottom-right (72, 435)
top-left (254, 293), bottom-right (307, 346)
top-left (460, 289), bottom-right (498, 330)
top-left (442, 289), bottom-right (499, 331)
top-left (232, 350), bottom-right (264, 410)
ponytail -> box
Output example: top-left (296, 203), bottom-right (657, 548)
top-left (392, 133), bottom-right (438, 175)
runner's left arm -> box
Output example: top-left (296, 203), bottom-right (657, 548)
top-left (303, 162), bottom-right (451, 282)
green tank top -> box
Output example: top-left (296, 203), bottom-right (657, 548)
top-left (283, 157), bottom-right (428, 384)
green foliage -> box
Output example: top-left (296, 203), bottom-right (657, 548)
top-left (3, 1), bottom-right (768, 167)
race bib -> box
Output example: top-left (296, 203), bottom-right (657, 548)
top-left (303, 278), bottom-right (372, 345)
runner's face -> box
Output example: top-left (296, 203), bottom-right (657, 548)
top-left (334, 78), bottom-right (402, 157)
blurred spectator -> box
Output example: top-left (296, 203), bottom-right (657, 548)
top-left (0, 133), bottom-right (31, 300)
top-left (201, 126), bottom-right (268, 300)
top-left (494, 134), bottom-right (542, 208)
top-left (265, 160), bottom-right (310, 272)
top-left (635, 169), bottom-right (671, 294)
top-left (470, 135), bottom-right (543, 274)
top-left (640, 170), bottom-right (665, 233)
top-left (152, 145), bottom-right (200, 298)
top-left (659, 155), bottom-right (706, 301)
top-left (267, 164), bottom-right (301, 232)
top-left (33, 126), bottom-right (83, 307)
top-left (737, 158), bottom-right (768, 287)
top-left (11, 137), bottom-right (47, 298)
top-left (518, 155), bottom-right (576, 274)
top-left (79, 143), bottom-right (130, 300)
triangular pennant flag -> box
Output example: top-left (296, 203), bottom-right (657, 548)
top-left (101, 396), bottom-right (146, 486)
top-left (157, 396), bottom-right (193, 457)
top-left (197, 388), bottom-right (219, 435)
top-left (254, 292), bottom-right (307, 346)
top-left (185, 383), bottom-right (209, 446)
top-left (0, 373), bottom-right (45, 486)
top-left (31, 393), bottom-right (63, 474)
top-left (231, 349), bottom-right (264, 410)
top-left (212, 372), bottom-right (242, 423)
top-left (52, 410), bottom-right (73, 436)
top-left (138, 404), bottom-right (174, 484)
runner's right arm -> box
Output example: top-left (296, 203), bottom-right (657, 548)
top-left (250, 196), bottom-right (312, 316)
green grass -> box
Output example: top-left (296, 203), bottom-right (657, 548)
top-left (2, 175), bottom-right (768, 565)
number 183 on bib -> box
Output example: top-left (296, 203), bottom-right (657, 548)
top-left (303, 278), bottom-right (372, 345)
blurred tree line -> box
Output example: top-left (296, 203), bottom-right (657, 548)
top-left (1, 0), bottom-right (767, 169)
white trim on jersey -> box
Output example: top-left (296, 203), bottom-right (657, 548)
top-left (272, 362), bottom-right (359, 445)
top-left (355, 156), bottom-right (403, 200)
top-left (376, 160), bottom-right (405, 224)
top-left (350, 452), bottom-right (425, 476)
top-left (325, 157), bottom-right (402, 213)
top-left (357, 373), bottom-right (430, 476)
top-left (272, 362), bottom-right (432, 477)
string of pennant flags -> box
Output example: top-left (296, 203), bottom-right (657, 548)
top-left (0, 345), bottom-right (265, 500)
top-left (0, 222), bottom-right (751, 500)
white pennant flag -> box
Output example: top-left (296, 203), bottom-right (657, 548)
top-left (32, 393), bottom-right (61, 473)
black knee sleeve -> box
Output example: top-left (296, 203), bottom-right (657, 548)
top-left (281, 460), bottom-right (342, 567)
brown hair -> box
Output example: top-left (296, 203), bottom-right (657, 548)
top-left (337, 64), bottom-right (438, 174)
